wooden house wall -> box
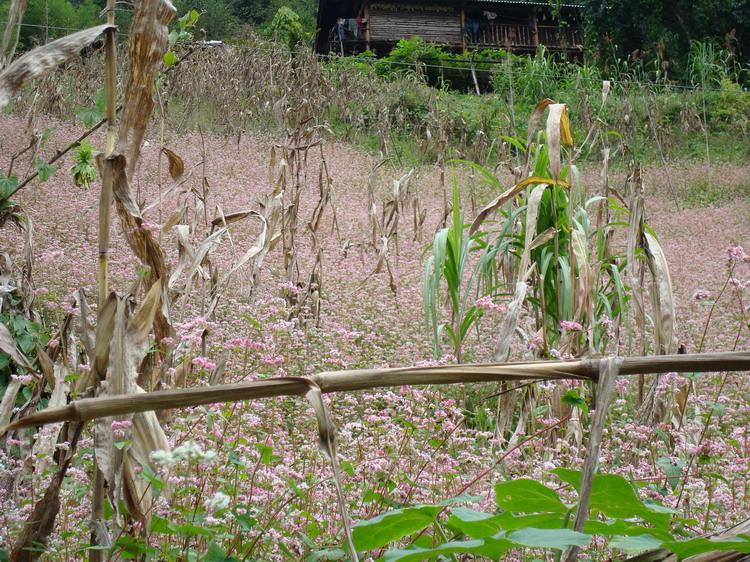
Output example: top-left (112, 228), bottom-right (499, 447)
top-left (368, 3), bottom-right (462, 45)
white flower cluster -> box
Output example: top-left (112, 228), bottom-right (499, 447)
top-left (204, 491), bottom-right (231, 513)
top-left (150, 441), bottom-right (218, 467)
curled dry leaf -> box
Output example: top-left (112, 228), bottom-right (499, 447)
top-left (108, 153), bottom-right (172, 342)
top-left (288, 378), bottom-right (358, 562)
top-left (546, 103), bottom-right (572, 181)
top-left (564, 357), bottom-right (622, 562)
top-left (469, 176), bottom-right (568, 235)
top-left (644, 231), bottom-right (678, 355)
top-left (523, 98), bottom-right (555, 176)
top-left (116, 0), bottom-right (175, 179)
top-left (0, 25), bottom-right (114, 110)
top-left (161, 147), bottom-right (185, 180)
top-left (210, 209), bottom-right (256, 229)
top-left (0, 378), bottom-right (21, 429)
top-left (31, 363), bottom-right (69, 482)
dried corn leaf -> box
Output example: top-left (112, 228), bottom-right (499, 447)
top-left (31, 363), bottom-right (69, 481)
top-left (297, 380), bottom-right (358, 562)
top-left (644, 232), bottom-right (677, 354)
top-left (564, 357), bottom-right (621, 562)
top-left (110, 154), bottom-right (169, 281)
top-left (108, 154), bottom-right (171, 341)
top-left (0, 25), bottom-right (113, 110)
top-left (529, 226), bottom-right (557, 252)
top-left (469, 176), bottom-right (568, 235)
top-left (79, 291), bottom-right (117, 395)
top-left (35, 344), bottom-right (55, 389)
top-left (74, 289), bottom-right (95, 360)
top-left (210, 209), bottom-right (256, 229)
top-left (117, 0), bottom-right (175, 178)
top-left (161, 147), bottom-right (184, 180)
top-left (546, 103), bottom-right (571, 181)
top-left (523, 98), bottom-right (555, 176)
top-left (181, 228), bottom-right (226, 298)
top-left (218, 212), bottom-right (266, 283)
top-left (168, 225), bottom-right (194, 290)
top-left (161, 198), bottom-right (187, 232)
top-left (493, 277), bottom-right (530, 362)
top-left (124, 393), bottom-right (170, 523)
top-left (0, 377), bottom-right (21, 429)
top-left (97, 282), bottom-right (164, 523)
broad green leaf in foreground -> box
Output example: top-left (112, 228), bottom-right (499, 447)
top-left (662, 536), bottom-right (750, 559)
top-left (383, 535), bottom-right (513, 562)
top-left (352, 505), bottom-right (441, 551)
top-left (507, 527), bottom-right (592, 549)
top-left (495, 478), bottom-right (568, 514)
top-left (609, 534), bottom-right (664, 553)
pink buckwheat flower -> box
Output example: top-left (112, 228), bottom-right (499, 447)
top-left (726, 245), bottom-right (745, 260)
top-left (192, 356), bottom-right (217, 371)
top-left (559, 320), bottom-right (583, 331)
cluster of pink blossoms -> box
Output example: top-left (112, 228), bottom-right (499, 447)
top-left (559, 320), bottom-right (583, 331)
top-left (475, 295), bottom-right (507, 314)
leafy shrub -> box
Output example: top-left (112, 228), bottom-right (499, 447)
top-left (264, 6), bottom-right (307, 50)
top-left (353, 470), bottom-right (750, 560)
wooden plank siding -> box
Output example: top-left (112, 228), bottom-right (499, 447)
top-left (369, 4), bottom-right (462, 45)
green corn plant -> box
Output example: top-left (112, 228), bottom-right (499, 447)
top-left (454, 102), bottom-right (640, 359)
top-left (423, 177), bottom-right (483, 363)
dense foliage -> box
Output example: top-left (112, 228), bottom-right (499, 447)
top-left (582, 0), bottom-right (750, 79)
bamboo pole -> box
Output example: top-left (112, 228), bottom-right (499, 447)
top-left (3, 352), bottom-right (748, 433)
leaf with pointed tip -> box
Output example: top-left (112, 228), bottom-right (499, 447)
top-left (161, 147), bottom-right (185, 180)
top-left (495, 479), bottom-right (568, 514)
top-left (353, 506), bottom-right (442, 551)
top-left (0, 25), bottom-right (114, 110)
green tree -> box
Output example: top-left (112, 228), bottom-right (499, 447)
top-left (172, 0), bottom-right (239, 40)
top-left (264, 5), bottom-right (307, 48)
top-left (232, 0), bottom-right (316, 34)
top-left (583, 0), bottom-right (750, 81)
top-left (0, 0), bottom-right (101, 48)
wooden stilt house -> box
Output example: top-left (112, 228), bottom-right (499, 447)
top-left (316, 1), bottom-right (584, 56)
